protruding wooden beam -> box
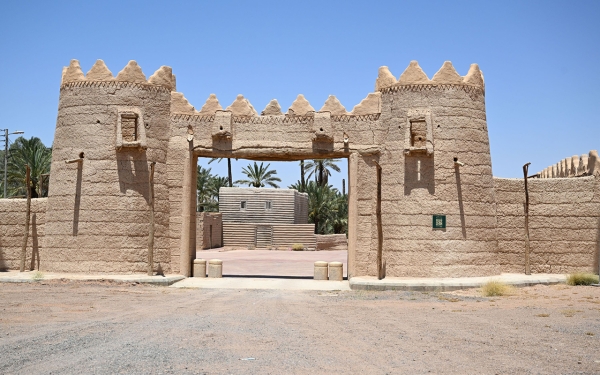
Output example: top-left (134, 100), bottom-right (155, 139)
top-left (523, 162), bottom-right (532, 275)
top-left (19, 165), bottom-right (31, 272)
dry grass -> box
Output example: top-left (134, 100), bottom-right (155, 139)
top-left (291, 243), bottom-right (305, 251)
top-left (31, 271), bottom-right (44, 282)
top-left (560, 309), bottom-right (581, 317)
top-left (438, 295), bottom-right (460, 302)
top-left (481, 280), bottom-right (515, 297)
top-left (535, 313), bottom-right (550, 317)
top-left (566, 273), bottom-right (599, 286)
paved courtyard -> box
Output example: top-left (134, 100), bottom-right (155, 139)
top-left (196, 249), bottom-right (347, 278)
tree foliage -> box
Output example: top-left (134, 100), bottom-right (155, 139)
top-left (196, 166), bottom-right (229, 212)
top-left (2, 137), bottom-right (52, 198)
top-left (304, 159), bottom-right (341, 186)
top-left (292, 181), bottom-right (347, 235)
top-left (207, 157), bottom-right (233, 187)
top-left (235, 162), bottom-right (281, 188)
top-left (292, 159), bottom-right (346, 234)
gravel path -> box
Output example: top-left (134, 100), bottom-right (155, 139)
top-left (1, 281), bottom-right (599, 374)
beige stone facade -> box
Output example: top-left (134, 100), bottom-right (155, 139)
top-left (219, 187), bottom-right (314, 249)
top-left (0, 59), bottom-right (597, 278)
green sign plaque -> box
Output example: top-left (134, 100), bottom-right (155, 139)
top-left (433, 215), bottom-right (446, 229)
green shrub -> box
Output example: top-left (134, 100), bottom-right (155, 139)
top-left (566, 272), bottom-right (599, 286)
top-left (481, 280), bottom-right (514, 297)
top-left (31, 271), bottom-right (44, 282)
top-left (291, 243), bottom-right (304, 251)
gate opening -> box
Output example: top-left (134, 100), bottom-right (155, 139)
top-left (195, 156), bottom-right (349, 278)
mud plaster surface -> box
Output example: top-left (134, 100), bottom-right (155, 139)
top-left (0, 282), bottom-right (599, 374)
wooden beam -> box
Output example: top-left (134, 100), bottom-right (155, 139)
top-left (523, 162), bottom-right (531, 275)
top-left (147, 162), bottom-right (156, 276)
top-left (19, 165), bottom-right (31, 272)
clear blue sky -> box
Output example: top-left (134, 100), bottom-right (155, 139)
top-left (1, 1), bottom-right (598, 190)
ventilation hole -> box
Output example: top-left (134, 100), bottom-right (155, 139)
top-left (219, 126), bottom-right (223, 130)
top-left (145, 122), bottom-right (150, 129)
top-left (79, 152), bottom-right (85, 159)
top-left (418, 137), bottom-right (422, 141)
top-left (96, 119), bottom-right (100, 123)
top-left (320, 128), bottom-right (324, 132)
top-left (437, 125), bottom-right (440, 128)
top-left (453, 157), bottom-right (458, 162)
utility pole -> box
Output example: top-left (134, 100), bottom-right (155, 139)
top-left (1, 129), bottom-right (24, 198)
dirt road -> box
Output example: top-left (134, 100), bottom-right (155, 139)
top-left (1, 281), bottom-right (599, 374)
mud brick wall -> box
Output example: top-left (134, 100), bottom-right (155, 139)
top-left (495, 176), bottom-right (600, 273)
top-left (0, 198), bottom-right (46, 271)
top-left (196, 212), bottom-right (222, 249)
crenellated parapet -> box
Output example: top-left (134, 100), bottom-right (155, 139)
top-left (536, 150), bottom-right (599, 178)
top-left (169, 88), bottom-right (383, 149)
top-left (375, 61), bottom-right (485, 97)
top-left (60, 59), bottom-right (176, 91)
top-left (170, 92), bottom-right (380, 118)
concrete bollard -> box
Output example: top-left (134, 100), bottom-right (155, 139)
top-left (328, 261), bottom-right (343, 281)
top-left (193, 259), bottom-right (207, 278)
top-left (314, 261), bottom-right (328, 280)
top-left (208, 259), bottom-right (223, 278)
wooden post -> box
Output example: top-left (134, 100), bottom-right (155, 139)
top-left (19, 165), bottom-right (31, 272)
top-left (147, 162), bottom-right (156, 276)
top-left (376, 163), bottom-right (384, 280)
top-left (523, 162), bottom-right (531, 275)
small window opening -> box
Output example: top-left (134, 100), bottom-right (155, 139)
top-left (240, 201), bottom-right (247, 210)
top-left (265, 201), bottom-right (272, 210)
top-left (121, 114), bottom-right (138, 142)
top-left (410, 120), bottom-right (427, 148)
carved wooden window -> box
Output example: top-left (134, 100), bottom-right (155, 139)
top-left (116, 107), bottom-right (147, 150)
top-left (404, 109), bottom-right (433, 156)
top-left (410, 121), bottom-right (427, 148)
top-left (121, 114), bottom-right (138, 142)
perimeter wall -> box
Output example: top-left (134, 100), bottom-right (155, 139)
top-left (0, 198), bottom-right (46, 271)
top-left (495, 176), bottom-right (600, 273)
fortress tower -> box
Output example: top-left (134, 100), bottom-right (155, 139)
top-left (372, 61), bottom-right (497, 277)
top-left (44, 60), bottom-right (173, 272)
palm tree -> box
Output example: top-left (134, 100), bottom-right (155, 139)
top-left (304, 159), bottom-right (341, 186)
top-left (197, 166), bottom-right (213, 211)
top-left (206, 176), bottom-right (229, 211)
top-left (5, 137), bottom-right (52, 198)
top-left (332, 192), bottom-right (348, 234)
top-left (208, 157), bottom-right (233, 187)
top-left (235, 162), bottom-right (281, 188)
top-left (288, 180), bottom-right (306, 193)
top-left (305, 181), bottom-right (339, 234)
top-left (300, 160), bottom-right (306, 191)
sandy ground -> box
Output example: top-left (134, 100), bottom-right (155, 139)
top-left (1, 281), bottom-right (599, 374)
top-left (196, 249), bottom-right (347, 277)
